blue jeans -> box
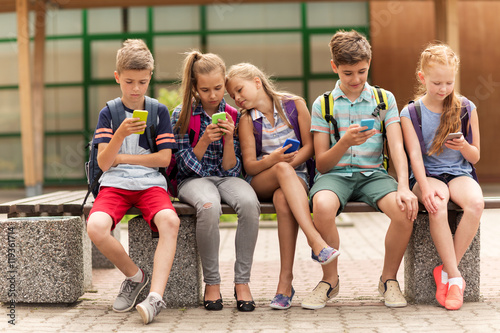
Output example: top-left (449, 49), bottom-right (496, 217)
top-left (178, 176), bottom-right (260, 285)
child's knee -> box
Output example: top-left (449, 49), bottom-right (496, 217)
top-left (87, 215), bottom-right (112, 243)
top-left (463, 197), bottom-right (484, 217)
top-left (155, 209), bottom-right (180, 232)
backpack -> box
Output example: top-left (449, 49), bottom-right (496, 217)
top-left (407, 97), bottom-right (478, 182)
top-left (166, 103), bottom-right (239, 197)
top-left (82, 96), bottom-right (167, 211)
top-left (252, 99), bottom-right (316, 187)
top-left (320, 85), bottom-right (391, 171)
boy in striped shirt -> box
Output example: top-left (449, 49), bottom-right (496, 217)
top-left (87, 39), bottom-right (179, 324)
top-left (301, 30), bottom-right (417, 310)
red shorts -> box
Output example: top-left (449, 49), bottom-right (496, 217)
top-left (89, 186), bottom-right (175, 232)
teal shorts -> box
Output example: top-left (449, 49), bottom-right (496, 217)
top-left (310, 172), bottom-right (398, 215)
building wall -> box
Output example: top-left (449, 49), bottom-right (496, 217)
top-left (371, 1), bottom-right (500, 182)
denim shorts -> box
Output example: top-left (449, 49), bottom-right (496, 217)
top-left (409, 172), bottom-right (473, 190)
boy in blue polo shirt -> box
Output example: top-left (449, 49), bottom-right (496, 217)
top-left (87, 39), bottom-right (179, 324)
top-left (301, 30), bottom-right (418, 309)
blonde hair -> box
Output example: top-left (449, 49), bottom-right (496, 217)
top-left (116, 39), bottom-right (154, 74)
top-left (226, 63), bottom-right (301, 128)
top-left (416, 43), bottom-right (462, 155)
top-left (329, 30), bottom-right (372, 67)
top-left (176, 50), bottom-right (226, 136)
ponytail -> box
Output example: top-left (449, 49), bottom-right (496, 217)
top-left (175, 50), bottom-right (226, 136)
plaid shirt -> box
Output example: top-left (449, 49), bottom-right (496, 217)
top-left (171, 98), bottom-right (242, 183)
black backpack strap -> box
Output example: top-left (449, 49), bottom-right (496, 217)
top-left (323, 92), bottom-right (340, 142)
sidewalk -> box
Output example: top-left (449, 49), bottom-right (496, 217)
top-left (1, 186), bottom-right (500, 332)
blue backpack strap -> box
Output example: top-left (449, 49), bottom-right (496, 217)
top-left (408, 100), bottom-right (427, 156)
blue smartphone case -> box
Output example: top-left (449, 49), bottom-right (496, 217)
top-left (283, 138), bottom-right (300, 153)
top-left (360, 119), bottom-right (375, 132)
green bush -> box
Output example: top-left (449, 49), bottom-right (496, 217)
top-left (157, 87), bottom-right (182, 114)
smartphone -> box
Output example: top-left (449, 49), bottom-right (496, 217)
top-left (282, 138), bottom-right (300, 154)
top-left (212, 112), bottom-right (227, 135)
top-left (211, 112), bottom-right (227, 124)
top-left (360, 118), bottom-right (375, 132)
top-left (445, 132), bottom-right (463, 142)
top-left (132, 110), bottom-right (148, 134)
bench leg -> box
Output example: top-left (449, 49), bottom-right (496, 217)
top-left (404, 211), bottom-right (480, 304)
top-left (128, 215), bottom-right (202, 308)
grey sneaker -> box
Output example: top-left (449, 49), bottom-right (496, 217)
top-left (136, 294), bottom-right (166, 324)
top-left (301, 280), bottom-right (339, 309)
top-left (113, 272), bottom-right (149, 312)
top-left (378, 278), bottom-right (407, 308)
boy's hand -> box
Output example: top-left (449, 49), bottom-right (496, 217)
top-left (342, 124), bottom-right (375, 147)
top-left (116, 117), bottom-right (146, 138)
top-left (396, 187), bottom-right (418, 221)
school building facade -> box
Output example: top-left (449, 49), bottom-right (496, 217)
top-left (0, 1), bottom-right (499, 190)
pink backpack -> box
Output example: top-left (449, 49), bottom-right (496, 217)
top-left (166, 104), bottom-right (238, 197)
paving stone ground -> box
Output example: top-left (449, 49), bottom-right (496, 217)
top-left (1, 186), bottom-right (499, 332)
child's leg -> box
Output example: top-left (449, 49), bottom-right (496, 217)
top-left (377, 192), bottom-right (414, 281)
top-left (273, 188), bottom-right (299, 297)
top-left (217, 177), bottom-right (260, 301)
top-left (177, 177), bottom-right (223, 301)
top-left (311, 190), bottom-right (341, 286)
top-left (251, 162), bottom-right (329, 255)
top-left (149, 209), bottom-right (180, 295)
top-left (88, 212), bottom-right (139, 276)
top-left (134, 187), bottom-right (181, 295)
top-left (413, 178), bottom-right (461, 277)
top-left (448, 176), bottom-right (483, 265)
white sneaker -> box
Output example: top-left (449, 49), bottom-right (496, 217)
top-left (136, 294), bottom-right (166, 324)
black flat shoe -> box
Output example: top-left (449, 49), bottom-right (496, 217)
top-left (204, 293), bottom-right (223, 311)
top-left (234, 287), bottom-right (255, 312)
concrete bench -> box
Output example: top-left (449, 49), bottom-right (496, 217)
top-left (0, 216), bottom-right (85, 303)
top-left (1, 191), bottom-right (499, 306)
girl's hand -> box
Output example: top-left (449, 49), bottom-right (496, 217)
top-left (421, 185), bottom-right (445, 214)
top-left (201, 123), bottom-right (224, 143)
top-left (268, 145), bottom-right (297, 165)
top-left (115, 117), bottom-right (146, 138)
top-left (341, 124), bottom-right (375, 147)
top-left (444, 135), bottom-right (465, 151)
top-left (216, 113), bottom-right (235, 137)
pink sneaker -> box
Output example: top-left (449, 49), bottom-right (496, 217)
top-left (433, 265), bottom-right (448, 307)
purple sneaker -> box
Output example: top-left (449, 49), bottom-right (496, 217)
top-left (312, 246), bottom-right (340, 265)
top-left (269, 287), bottom-right (295, 310)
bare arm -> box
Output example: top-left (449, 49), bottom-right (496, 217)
top-left (97, 117), bottom-right (146, 171)
top-left (387, 121), bottom-right (418, 220)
